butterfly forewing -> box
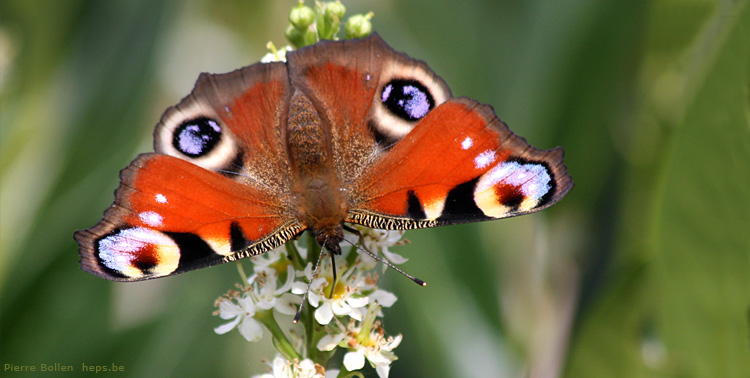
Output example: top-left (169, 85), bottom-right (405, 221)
top-left (346, 96), bottom-right (572, 229)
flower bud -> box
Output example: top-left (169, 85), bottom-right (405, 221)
top-left (285, 24), bottom-right (304, 48)
top-left (345, 12), bottom-right (373, 39)
top-left (325, 1), bottom-right (346, 21)
top-left (285, 25), bottom-right (316, 48)
top-left (289, 3), bottom-right (315, 30)
top-left (314, 1), bottom-right (346, 40)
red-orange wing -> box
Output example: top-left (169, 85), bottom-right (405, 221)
top-left (76, 62), bottom-right (302, 281)
top-left (347, 98), bottom-right (573, 229)
top-left (75, 154), bottom-right (303, 281)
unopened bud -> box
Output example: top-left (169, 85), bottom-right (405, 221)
top-left (289, 3), bottom-right (315, 30)
top-left (345, 12), bottom-right (373, 39)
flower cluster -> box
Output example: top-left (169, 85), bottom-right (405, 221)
top-left (317, 304), bottom-right (403, 378)
top-left (213, 227), bottom-right (408, 378)
top-left (254, 356), bottom-right (326, 378)
top-left (213, 247), bottom-right (299, 342)
top-left (214, 3), bottom-right (395, 377)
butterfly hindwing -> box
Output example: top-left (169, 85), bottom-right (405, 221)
top-left (154, 61), bottom-right (293, 195)
top-left (75, 154), bottom-right (303, 282)
top-left (286, 34), bottom-right (453, 184)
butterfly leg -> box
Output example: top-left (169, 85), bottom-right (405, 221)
top-left (328, 247), bottom-right (337, 300)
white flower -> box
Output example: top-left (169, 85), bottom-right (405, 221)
top-left (291, 259), bottom-right (371, 324)
top-left (214, 258), bottom-right (300, 340)
top-left (368, 289), bottom-right (397, 307)
top-left (364, 229), bottom-right (408, 264)
top-left (317, 317), bottom-right (402, 378)
top-left (252, 355), bottom-right (326, 378)
top-left (214, 294), bottom-right (263, 342)
top-left (344, 333), bottom-right (402, 378)
top-left (250, 246), bottom-right (287, 269)
top-left (248, 265), bottom-right (299, 316)
top-left (346, 227), bottom-right (408, 269)
top-left (261, 45), bottom-right (293, 63)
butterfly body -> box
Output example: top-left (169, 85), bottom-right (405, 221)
top-left (75, 33), bottom-right (572, 281)
top-left (286, 91), bottom-right (348, 252)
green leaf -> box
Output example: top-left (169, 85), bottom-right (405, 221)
top-left (652, 1), bottom-right (750, 376)
top-left (566, 1), bottom-right (750, 377)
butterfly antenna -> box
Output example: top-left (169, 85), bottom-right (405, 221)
top-left (293, 246), bottom-right (327, 323)
top-left (341, 233), bottom-right (426, 287)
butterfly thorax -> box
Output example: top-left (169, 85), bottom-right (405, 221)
top-left (287, 91), bottom-right (347, 254)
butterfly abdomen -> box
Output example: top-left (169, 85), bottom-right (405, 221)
top-left (287, 91), bottom-right (332, 175)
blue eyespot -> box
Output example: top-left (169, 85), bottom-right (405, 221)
top-left (381, 79), bottom-right (434, 121)
top-left (173, 118), bottom-right (222, 157)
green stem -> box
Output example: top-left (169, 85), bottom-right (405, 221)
top-left (236, 261), bottom-right (250, 287)
top-left (255, 310), bottom-right (301, 361)
top-left (285, 241), bottom-right (305, 272)
top-left (345, 243), bottom-right (359, 266)
top-left (357, 303), bottom-right (380, 345)
top-left (307, 233), bottom-right (321, 264)
top-left (337, 366), bottom-right (364, 378)
top-left (302, 301), bottom-right (329, 364)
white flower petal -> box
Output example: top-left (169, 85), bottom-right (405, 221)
top-left (256, 301), bottom-right (275, 311)
top-left (302, 262), bottom-right (314, 279)
top-left (308, 291), bottom-right (321, 307)
top-left (382, 248), bottom-right (408, 264)
top-left (370, 290), bottom-right (397, 307)
top-left (349, 307), bottom-right (363, 321)
top-left (275, 265), bottom-right (295, 294)
top-left (238, 318), bottom-right (264, 342)
top-left (271, 355), bottom-right (287, 376)
top-left (357, 253), bottom-right (377, 269)
top-left (310, 277), bottom-right (328, 291)
top-left (239, 296), bottom-right (257, 316)
top-left (375, 363), bottom-right (391, 378)
top-left (343, 351), bottom-right (366, 371)
top-left (214, 316), bottom-right (241, 335)
top-left (331, 300), bottom-right (352, 316)
top-left (299, 358), bottom-right (316, 371)
top-left (366, 352), bottom-right (391, 365)
top-left (217, 300), bottom-right (242, 319)
top-left (317, 333), bottom-right (347, 351)
top-left (291, 282), bottom-right (307, 295)
top-left (346, 296), bottom-right (370, 308)
top-left (260, 52), bottom-right (277, 63)
top-left (315, 302), bottom-right (334, 325)
top-left (274, 293), bottom-right (300, 315)
top-left (386, 334), bottom-right (403, 350)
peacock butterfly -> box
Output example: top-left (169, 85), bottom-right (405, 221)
top-left (74, 33), bottom-right (573, 282)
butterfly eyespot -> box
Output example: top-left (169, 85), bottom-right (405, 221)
top-left (172, 117), bottom-right (222, 157)
top-left (96, 227), bottom-right (180, 279)
top-left (156, 109), bottom-right (241, 178)
top-left (369, 71), bottom-right (450, 144)
top-left (381, 79), bottom-right (435, 121)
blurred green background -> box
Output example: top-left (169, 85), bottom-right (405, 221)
top-left (1, 0), bottom-right (748, 377)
